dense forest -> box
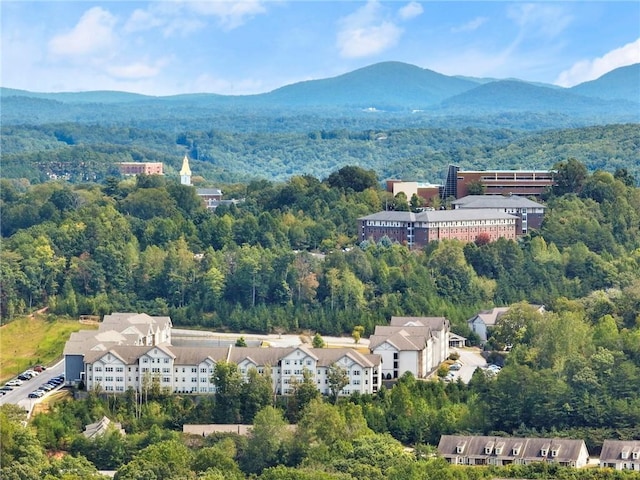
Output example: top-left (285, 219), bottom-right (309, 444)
top-left (1, 122), bottom-right (639, 184)
top-left (1, 150), bottom-right (640, 478)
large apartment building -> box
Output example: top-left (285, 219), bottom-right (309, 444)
top-left (358, 209), bottom-right (517, 249)
top-left (64, 313), bottom-right (381, 397)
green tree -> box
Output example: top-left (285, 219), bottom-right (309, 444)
top-left (243, 406), bottom-right (292, 474)
top-left (312, 333), bottom-right (325, 348)
top-left (327, 364), bottom-right (349, 403)
top-left (212, 361), bottom-right (243, 423)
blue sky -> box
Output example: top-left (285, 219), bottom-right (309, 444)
top-left (2, 1), bottom-right (639, 96)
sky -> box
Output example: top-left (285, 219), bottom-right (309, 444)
top-left (1, 1), bottom-right (639, 96)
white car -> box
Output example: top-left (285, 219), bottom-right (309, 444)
top-left (6, 379), bottom-right (23, 387)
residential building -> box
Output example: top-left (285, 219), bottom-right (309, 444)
top-left (467, 305), bottom-right (545, 343)
top-left (64, 313), bottom-right (381, 396)
top-left (438, 435), bottom-right (589, 468)
top-left (451, 195), bottom-right (546, 234)
top-left (442, 164), bottom-right (554, 199)
top-left (358, 209), bottom-right (517, 249)
top-left (369, 316), bottom-right (450, 380)
top-left (118, 162), bottom-right (163, 176)
top-left (600, 440), bottom-right (640, 471)
top-left (467, 307), bottom-right (511, 343)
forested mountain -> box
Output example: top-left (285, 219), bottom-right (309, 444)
top-left (570, 63), bottom-right (640, 102)
top-left (1, 62), bottom-right (638, 127)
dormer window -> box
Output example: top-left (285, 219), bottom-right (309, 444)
top-left (551, 448), bottom-right (559, 457)
top-left (495, 442), bottom-right (505, 455)
top-left (632, 448), bottom-right (639, 460)
top-left (512, 443), bottom-right (522, 456)
top-left (485, 442), bottom-right (494, 455)
top-left (456, 442), bottom-right (466, 454)
top-left (621, 448), bottom-right (630, 460)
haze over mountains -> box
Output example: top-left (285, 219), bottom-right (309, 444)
top-left (2, 61), bottom-right (638, 128)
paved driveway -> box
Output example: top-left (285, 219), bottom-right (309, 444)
top-left (449, 347), bottom-right (486, 383)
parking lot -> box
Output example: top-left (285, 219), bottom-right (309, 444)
top-left (0, 360), bottom-right (65, 415)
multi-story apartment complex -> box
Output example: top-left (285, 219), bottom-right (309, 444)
top-left (358, 209), bottom-right (517, 249)
top-left (600, 440), bottom-right (640, 471)
top-left (451, 195), bottom-right (546, 235)
top-left (64, 313), bottom-right (381, 396)
top-left (369, 316), bottom-right (450, 379)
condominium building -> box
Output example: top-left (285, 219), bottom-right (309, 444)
top-left (118, 162), bottom-right (164, 176)
top-left (64, 313), bottom-right (381, 396)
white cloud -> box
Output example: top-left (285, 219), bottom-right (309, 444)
top-left (188, 0), bottom-right (267, 30)
top-left (107, 58), bottom-right (170, 80)
top-left (124, 1), bottom-right (266, 35)
top-left (451, 16), bottom-right (488, 34)
top-left (507, 3), bottom-right (572, 39)
top-left (398, 2), bottom-right (423, 21)
top-left (48, 7), bottom-right (117, 57)
top-left (555, 38), bottom-right (640, 87)
top-left (336, 1), bottom-right (403, 58)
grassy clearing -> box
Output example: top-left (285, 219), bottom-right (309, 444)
top-left (0, 315), bottom-right (97, 383)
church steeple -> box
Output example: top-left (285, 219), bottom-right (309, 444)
top-left (180, 154), bottom-right (192, 186)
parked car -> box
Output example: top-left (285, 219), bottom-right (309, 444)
top-left (28, 391), bottom-right (44, 398)
top-left (449, 362), bottom-right (462, 371)
top-left (6, 379), bottom-right (23, 386)
top-left (33, 365), bottom-right (46, 372)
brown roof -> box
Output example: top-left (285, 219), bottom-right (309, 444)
top-left (390, 316), bottom-right (449, 330)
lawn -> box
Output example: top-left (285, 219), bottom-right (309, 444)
top-left (0, 314), bottom-right (97, 383)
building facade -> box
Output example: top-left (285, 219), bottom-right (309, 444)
top-left (358, 209), bottom-right (517, 249)
top-left (369, 316), bottom-right (450, 379)
top-left (64, 313), bottom-right (381, 397)
top-left (118, 162), bottom-right (163, 176)
top-left (438, 435), bottom-right (589, 468)
top-left (451, 195), bottom-right (546, 235)
top-left (600, 440), bottom-right (640, 471)
top-left (443, 165), bottom-right (554, 199)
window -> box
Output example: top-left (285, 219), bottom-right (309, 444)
top-left (105, 376), bottom-right (114, 382)
top-left (163, 377), bottom-right (171, 383)
top-left (116, 377), bottom-right (123, 382)
top-left (94, 366), bottom-right (102, 372)
top-left (105, 386), bottom-right (114, 391)
top-left (142, 358), bottom-right (148, 363)
top-left (105, 367), bottom-right (114, 372)
top-left (152, 368), bottom-right (160, 373)
top-left (162, 368), bottom-right (170, 373)
top-left (191, 377), bottom-right (197, 383)
top-left (95, 376), bottom-right (103, 382)
top-left (201, 368), bottom-right (207, 373)
top-left (116, 367), bottom-right (124, 372)
top-left (164, 358), bottom-right (169, 363)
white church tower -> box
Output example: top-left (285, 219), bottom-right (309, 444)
top-left (180, 154), bottom-right (192, 186)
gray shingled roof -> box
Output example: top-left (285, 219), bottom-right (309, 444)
top-left (438, 435), bottom-right (587, 464)
top-left (600, 440), bottom-right (640, 462)
top-left (451, 195), bottom-right (545, 209)
top-left (359, 209), bottom-right (517, 223)
top-left (390, 316), bottom-right (448, 330)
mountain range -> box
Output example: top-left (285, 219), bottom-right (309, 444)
top-left (1, 61), bottom-right (639, 127)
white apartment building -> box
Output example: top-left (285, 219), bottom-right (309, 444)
top-left (66, 313), bottom-right (381, 397)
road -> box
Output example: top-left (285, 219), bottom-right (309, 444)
top-left (0, 360), bottom-right (65, 415)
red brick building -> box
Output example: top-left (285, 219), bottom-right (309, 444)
top-left (358, 209), bottom-right (517, 249)
top-left (443, 165), bottom-right (553, 199)
top-left (118, 162), bottom-right (163, 176)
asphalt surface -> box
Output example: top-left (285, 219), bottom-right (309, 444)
top-left (0, 360), bottom-right (65, 414)
top-left (447, 347), bottom-right (487, 383)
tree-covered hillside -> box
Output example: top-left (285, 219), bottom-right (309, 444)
top-left (2, 123), bottom-right (639, 184)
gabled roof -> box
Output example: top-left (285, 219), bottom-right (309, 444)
top-left (172, 346), bottom-right (231, 365)
top-left (369, 327), bottom-right (430, 351)
top-left (83, 416), bottom-right (125, 438)
top-left (390, 316), bottom-right (449, 331)
top-left (468, 307), bottom-right (511, 327)
top-left (438, 435), bottom-right (587, 463)
top-left (600, 440), bottom-right (640, 462)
